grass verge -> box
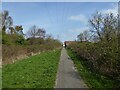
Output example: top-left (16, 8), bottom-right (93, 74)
top-left (2, 49), bottom-right (61, 88)
top-left (0, 68), bottom-right (2, 89)
top-left (67, 49), bottom-right (119, 89)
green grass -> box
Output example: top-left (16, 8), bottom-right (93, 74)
top-left (67, 49), bottom-right (119, 89)
top-left (0, 68), bottom-right (2, 89)
top-left (2, 50), bottom-right (61, 88)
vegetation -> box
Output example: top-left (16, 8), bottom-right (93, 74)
top-left (66, 11), bottom-right (120, 88)
top-left (3, 50), bottom-right (61, 88)
top-left (1, 10), bottom-right (62, 88)
top-left (67, 49), bottom-right (119, 88)
top-left (1, 10), bottom-right (62, 65)
top-left (1, 8), bottom-right (120, 88)
top-left (0, 69), bottom-right (1, 89)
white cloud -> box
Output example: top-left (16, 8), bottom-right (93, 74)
top-left (68, 14), bottom-right (88, 25)
top-left (101, 4), bottom-right (118, 16)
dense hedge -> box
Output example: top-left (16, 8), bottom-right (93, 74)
top-left (67, 40), bottom-right (119, 81)
top-left (2, 31), bottom-right (62, 65)
top-left (66, 12), bottom-right (120, 81)
top-left (2, 38), bottom-right (62, 65)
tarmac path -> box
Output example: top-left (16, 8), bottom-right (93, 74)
top-left (55, 48), bottom-right (88, 88)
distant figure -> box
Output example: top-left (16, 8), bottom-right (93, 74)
top-left (64, 41), bottom-right (67, 48)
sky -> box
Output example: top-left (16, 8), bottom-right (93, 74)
top-left (2, 0), bottom-right (120, 2)
top-left (2, 2), bottom-right (118, 42)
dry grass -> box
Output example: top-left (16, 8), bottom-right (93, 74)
top-left (2, 44), bottom-right (62, 65)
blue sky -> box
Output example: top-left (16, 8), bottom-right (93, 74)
top-left (2, 0), bottom-right (119, 2)
top-left (2, 2), bottom-right (118, 42)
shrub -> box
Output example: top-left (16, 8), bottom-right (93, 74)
top-left (68, 41), bottom-right (119, 80)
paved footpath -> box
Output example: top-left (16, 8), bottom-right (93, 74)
top-left (55, 48), bottom-right (88, 88)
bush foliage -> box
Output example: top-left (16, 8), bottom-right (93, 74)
top-left (67, 12), bottom-right (120, 81)
top-left (1, 10), bottom-right (62, 65)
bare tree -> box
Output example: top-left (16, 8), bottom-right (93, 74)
top-left (2, 10), bottom-right (13, 32)
top-left (36, 28), bottom-right (46, 38)
top-left (89, 12), bottom-right (103, 41)
top-left (77, 33), bottom-right (84, 42)
top-left (77, 30), bottom-right (90, 42)
top-left (27, 25), bottom-right (38, 38)
top-left (27, 25), bottom-right (46, 38)
top-left (101, 13), bottom-right (118, 42)
top-left (89, 11), bottom-right (118, 42)
top-left (83, 30), bottom-right (90, 41)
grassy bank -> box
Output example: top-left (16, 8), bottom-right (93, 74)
top-left (67, 49), bottom-right (119, 88)
top-left (2, 49), bottom-right (61, 88)
top-left (0, 69), bottom-right (1, 89)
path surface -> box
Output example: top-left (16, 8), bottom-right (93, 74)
top-left (55, 48), bottom-right (88, 88)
